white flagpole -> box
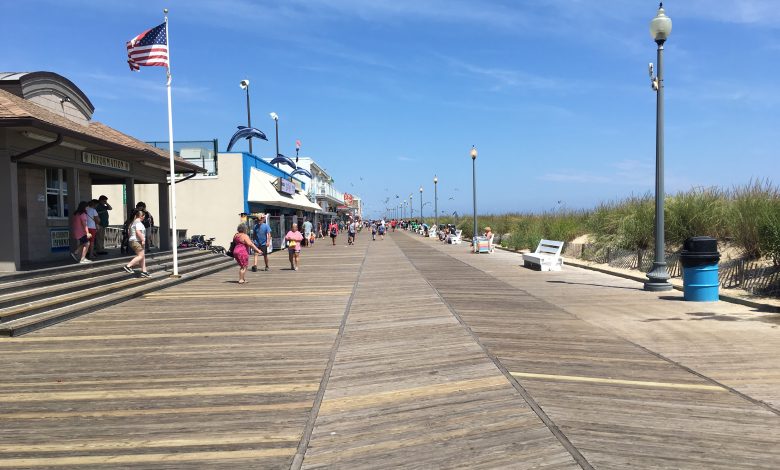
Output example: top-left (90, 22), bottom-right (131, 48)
top-left (164, 9), bottom-right (180, 277)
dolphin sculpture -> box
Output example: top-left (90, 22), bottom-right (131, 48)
top-left (226, 126), bottom-right (268, 152)
top-left (291, 168), bottom-right (313, 179)
top-left (269, 154), bottom-right (297, 170)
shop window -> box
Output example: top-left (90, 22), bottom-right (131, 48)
top-left (45, 169), bottom-right (68, 218)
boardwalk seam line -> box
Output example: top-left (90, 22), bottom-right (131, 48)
top-left (427, 233), bottom-right (780, 418)
top-left (395, 233), bottom-right (594, 470)
top-left (290, 244), bottom-right (369, 470)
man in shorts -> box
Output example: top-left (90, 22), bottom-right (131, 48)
top-left (252, 214), bottom-right (272, 272)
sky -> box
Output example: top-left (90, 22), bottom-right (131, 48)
top-left (3, 0), bottom-right (779, 219)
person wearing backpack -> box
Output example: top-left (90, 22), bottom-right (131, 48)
top-left (328, 220), bottom-right (339, 246)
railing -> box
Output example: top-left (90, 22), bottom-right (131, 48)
top-left (103, 226), bottom-right (186, 249)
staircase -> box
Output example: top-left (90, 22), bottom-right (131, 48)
top-left (0, 248), bottom-right (234, 337)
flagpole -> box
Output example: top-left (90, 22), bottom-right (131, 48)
top-left (164, 8), bottom-right (180, 277)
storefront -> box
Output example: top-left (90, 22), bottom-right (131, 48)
top-left (0, 72), bottom-right (203, 272)
top-left (172, 152), bottom-right (320, 249)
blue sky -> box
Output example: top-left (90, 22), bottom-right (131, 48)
top-left (3, 0), bottom-right (779, 218)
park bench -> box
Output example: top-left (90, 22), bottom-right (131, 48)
top-left (448, 230), bottom-right (462, 245)
top-left (429, 225), bottom-right (438, 238)
top-left (522, 239), bottom-right (564, 271)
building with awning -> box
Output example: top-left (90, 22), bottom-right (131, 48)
top-left (0, 72), bottom-right (204, 271)
top-left (171, 152), bottom-right (320, 249)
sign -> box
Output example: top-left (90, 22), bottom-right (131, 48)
top-left (275, 177), bottom-right (296, 195)
top-left (50, 229), bottom-right (70, 252)
top-left (82, 152), bottom-right (130, 172)
top-left (343, 193), bottom-right (353, 205)
top-left (291, 179), bottom-right (303, 192)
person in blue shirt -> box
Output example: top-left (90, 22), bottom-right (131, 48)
top-left (252, 214), bottom-right (272, 272)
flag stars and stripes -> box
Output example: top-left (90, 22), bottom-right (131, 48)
top-left (127, 22), bottom-right (169, 71)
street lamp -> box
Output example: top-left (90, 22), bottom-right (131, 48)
top-left (409, 194), bottom-right (413, 218)
top-left (239, 80), bottom-right (252, 154)
top-left (433, 175), bottom-right (438, 229)
top-left (269, 112), bottom-right (280, 165)
top-left (419, 186), bottom-right (423, 222)
top-left (644, 2), bottom-right (673, 292)
top-left (470, 145), bottom-right (478, 247)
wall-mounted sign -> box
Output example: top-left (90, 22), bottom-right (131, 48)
top-left (82, 152), bottom-right (130, 172)
top-left (291, 179), bottom-right (303, 191)
top-left (275, 177), bottom-right (296, 195)
top-left (50, 229), bottom-right (70, 252)
top-left (343, 193), bottom-right (353, 205)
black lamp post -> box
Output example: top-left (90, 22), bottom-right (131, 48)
top-left (239, 80), bottom-right (252, 154)
top-left (433, 175), bottom-right (438, 229)
top-left (419, 186), bottom-right (423, 222)
top-left (270, 112), bottom-right (279, 166)
top-left (470, 146), bottom-right (478, 247)
top-left (644, 3), bottom-right (673, 292)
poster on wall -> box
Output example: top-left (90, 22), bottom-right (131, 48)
top-left (50, 229), bottom-right (70, 252)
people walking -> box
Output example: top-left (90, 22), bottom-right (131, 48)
top-left (231, 224), bottom-right (260, 284)
top-left (328, 220), bottom-right (339, 246)
top-left (70, 201), bottom-right (91, 264)
top-left (95, 195), bottom-right (111, 255)
top-left (371, 223), bottom-right (377, 241)
top-left (378, 221), bottom-right (386, 240)
top-left (251, 214), bottom-right (272, 272)
top-left (347, 219), bottom-right (356, 245)
top-left (135, 202), bottom-right (154, 252)
top-left (285, 223), bottom-right (304, 270)
top-left (302, 218), bottom-right (313, 247)
top-left (85, 199), bottom-right (100, 259)
top-left (122, 208), bottom-right (149, 277)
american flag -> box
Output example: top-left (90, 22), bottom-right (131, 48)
top-left (126, 23), bottom-right (169, 71)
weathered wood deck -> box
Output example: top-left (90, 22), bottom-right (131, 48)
top-left (1, 230), bottom-right (778, 469)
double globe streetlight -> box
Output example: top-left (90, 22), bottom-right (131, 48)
top-left (644, 3), bottom-right (673, 292)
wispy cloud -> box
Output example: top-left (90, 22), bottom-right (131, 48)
top-left (540, 159), bottom-right (653, 186)
top-left (397, 156), bottom-right (414, 162)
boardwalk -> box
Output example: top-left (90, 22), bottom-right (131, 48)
top-left (1, 230), bottom-right (778, 469)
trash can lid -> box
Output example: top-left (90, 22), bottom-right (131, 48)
top-left (683, 236), bottom-right (718, 254)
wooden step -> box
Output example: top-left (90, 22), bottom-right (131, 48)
top-left (0, 252), bottom-right (222, 322)
top-left (0, 256), bottom-right (234, 337)
top-left (0, 249), bottom-right (212, 296)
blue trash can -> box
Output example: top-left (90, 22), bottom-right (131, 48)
top-left (680, 236), bottom-right (720, 302)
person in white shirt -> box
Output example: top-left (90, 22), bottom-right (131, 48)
top-left (122, 208), bottom-right (150, 278)
top-left (86, 200), bottom-right (100, 259)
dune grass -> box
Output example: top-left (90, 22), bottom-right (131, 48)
top-left (423, 180), bottom-right (780, 262)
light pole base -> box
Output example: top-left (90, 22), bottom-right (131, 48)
top-left (644, 262), bottom-right (672, 291)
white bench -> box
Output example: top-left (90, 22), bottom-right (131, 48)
top-left (448, 230), bottom-right (462, 245)
top-left (428, 225), bottom-right (438, 238)
top-left (522, 239), bottom-right (564, 271)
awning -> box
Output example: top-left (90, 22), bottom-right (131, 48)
top-left (247, 168), bottom-right (320, 212)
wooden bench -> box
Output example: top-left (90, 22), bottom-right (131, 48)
top-left (522, 239), bottom-right (564, 271)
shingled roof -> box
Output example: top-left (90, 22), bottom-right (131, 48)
top-left (0, 88), bottom-right (203, 173)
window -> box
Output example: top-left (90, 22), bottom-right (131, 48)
top-left (45, 169), bottom-right (68, 218)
